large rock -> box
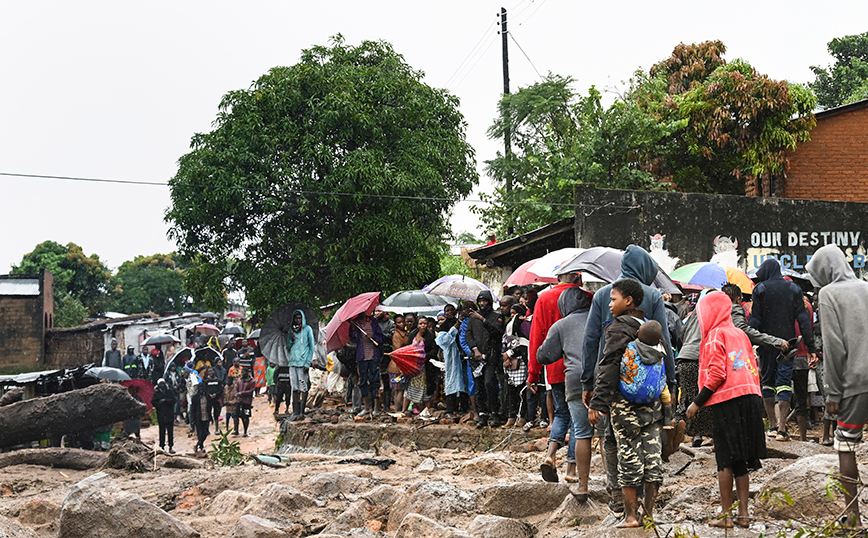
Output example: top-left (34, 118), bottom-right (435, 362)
top-left (208, 490), bottom-right (256, 515)
top-left (0, 515), bottom-right (38, 538)
top-left (754, 454), bottom-right (868, 522)
top-left (225, 515), bottom-right (303, 538)
top-left (15, 499), bottom-right (61, 526)
top-left (466, 515), bottom-right (536, 538)
top-left (394, 513), bottom-right (473, 538)
top-left (242, 484), bottom-right (322, 525)
top-left (58, 472), bottom-right (198, 538)
top-left (455, 454), bottom-right (514, 478)
top-left (387, 481), bottom-right (475, 531)
top-left (543, 495), bottom-right (604, 527)
top-left (474, 482), bottom-right (570, 518)
top-left (305, 473), bottom-right (371, 499)
top-left (662, 484), bottom-right (712, 520)
top-left (322, 484), bottom-right (400, 535)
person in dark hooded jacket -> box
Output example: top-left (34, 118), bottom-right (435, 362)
top-left (749, 258), bottom-right (815, 441)
top-left (465, 290), bottom-right (505, 427)
top-left (151, 378), bottom-right (177, 453)
top-left (581, 245), bottom-right (673, 515)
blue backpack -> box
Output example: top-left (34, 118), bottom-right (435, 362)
top-left (618, 320), bottom-right (667, 404)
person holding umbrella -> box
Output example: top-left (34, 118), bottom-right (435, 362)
top-left (349, 312), bottom-right (384, 418)
top-left (286, 309), bottom-right (316, 421)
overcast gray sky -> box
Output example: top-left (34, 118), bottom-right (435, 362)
top-left (2, 1), bottom-right (866, 274)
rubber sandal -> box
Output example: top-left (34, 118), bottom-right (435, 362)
top-left (540, 461), bottom-right (558, 483)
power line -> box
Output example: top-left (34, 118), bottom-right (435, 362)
top-left (0, 171), bottom-right (586, 208)
top-left (444, 17), bottom-right (498, 89)
top-left (514, 0), bottom-right (549, 27)
top-left (451, 32), bottom-right (499, 91)
top-left (509, 32), bottom-right (543, 80)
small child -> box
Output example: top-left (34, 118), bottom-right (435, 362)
top-left (223, 375), bottom-right (237, 435)
top-left (687, 291), bottom-right (766, 528)
top-left (589, 278), bottom-right (663, 528)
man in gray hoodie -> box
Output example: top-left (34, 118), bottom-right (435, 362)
top-left (806, 244), bottom-right (868, 529)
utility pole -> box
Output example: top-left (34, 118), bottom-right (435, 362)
top-left (500, 7), bottom-right (512, 196)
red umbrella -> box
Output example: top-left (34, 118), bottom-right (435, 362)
top-left (386, 342), bottom-right (426, 377)
top-left (504, 259), bottom-right (558, 287)
top-left (121, 378), bottom-right (155, 412)
top-left (325, 291), bottom-right (382, 352)
top-left (226, 311), bottom-right (244, 319)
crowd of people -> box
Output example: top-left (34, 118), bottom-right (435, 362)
top-left (326, 243), bottom-right (867, 530)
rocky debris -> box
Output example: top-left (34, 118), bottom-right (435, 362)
top-left (754, 454), bottom-right (868, 523)
top-left (387, 481), bottom-right (475, 531)
top-left (58, 472), bottom-right (198, 538)
top-left (508, 438), bottom-right (549, 453)
top-left (416, 457), bottom-right (436, 473)
top-left (15, 499), bottom-right (61, 526)
top-left (163, 456), bottom-right (207, 469)
top-left (208, 490), bottom-right (256, 515)
top-left (225, 515), bottom-right (303, 538)
top-left (661, 484), bottom-right (713, 520)
top-left (0, 384), bottom-right (146, 449)
top-left (0, 514), bottom-right (38, 538)
top-left (0, 387), bottom-right (24, 407)
top-left (455, 453), bottom-right (514, 478)
top-left (465, 514), bottom-right (536, 538)
top-left (0, 448), bottom-right (106, 471)
top-left (394, 513), bottom-right (473, 538)
top-left (321, 484), bottom-right (400, 535)
top-left (305, 473), bottom-right (372, 499)
top-left (543, 495), bottom-right (604, 528)
top-left (106, 438), bottom-right (155, 472)
top-left (474, 482), bottom-right (571, 518)
top-left (242, 484), bottom-right (323, 524)
top-left (765, 438), bottom-right (836, 460)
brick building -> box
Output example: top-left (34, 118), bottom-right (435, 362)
top-left (782, 98), bottom-right (868, 202)
top-left (0, 270), bottom-right (54, 374)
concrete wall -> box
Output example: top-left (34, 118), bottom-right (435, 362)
top-left (575, 186), bottom-right (868, 278)
top-left (784, 103), bottom-right (868, 203)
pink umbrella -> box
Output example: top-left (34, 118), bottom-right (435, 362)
top-left (226, 311), bottom-right (244, 319)
top-left (190, 323), bottom-right (220, 336)
top-left (325, 292), bottom-right (382, 352)
top-left (504, 259), bottom-right (558, 287)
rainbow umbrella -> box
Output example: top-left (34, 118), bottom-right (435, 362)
top-left (668, 263), bottom-right (754, 294)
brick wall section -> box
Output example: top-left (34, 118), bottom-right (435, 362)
top-left (0, 296), bottom-right (43, 374)
top-left (784, 103), bottom-right (868, 202)
top-left (45, 328), bottom-right (105, 369)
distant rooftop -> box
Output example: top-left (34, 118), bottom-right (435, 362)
top-left (0, 279), bottom-right (39, 296)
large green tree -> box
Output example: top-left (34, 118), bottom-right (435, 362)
top-left (810, 31), bottom-right (868, 109)
top-left (109, 253), bottom-right (193, 315)
top-left (166, 36), bottom-right (477, 314)
top-left (12, 241), bottom-right (111, 326)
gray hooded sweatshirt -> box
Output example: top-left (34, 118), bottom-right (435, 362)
top-left (537, 287), bottom-right (591, 402)
top-left (805, 244), bottom-right (868, 403)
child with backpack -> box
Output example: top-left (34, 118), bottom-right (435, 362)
top-left (589, 278), bottom-right (664, 528)
top-left (687, 291), bottom-right (766, 528)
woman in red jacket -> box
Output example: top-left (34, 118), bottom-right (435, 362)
top-left (687, 291), bottom-right (766, 529)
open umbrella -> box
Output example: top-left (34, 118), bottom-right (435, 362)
top-left (556, 246), bottom-right (682, 295)
top-left (121, 378), bottom-right (155, 412)
top-left (385, 342), bottom-right (426, 377)
top-left (325, 291), bottom-right (382, 353)
top-left (247, 328), bottom-right (261, 339)
top-left (261, 304), bottom-right (320, 366)
top-left (226, 311), bottom-right (244, 319)
top-left (200, 312), bottom-right (219, 319)
top-left (141, 333), bottom-right (182, 347)
top-left (164, 347), bottom-right (194, 375)
top-left (379, 290), bottom-right (450, 314)
top-left (222, 325), bottom-right (246, 336)
top-left (523, 248), bottom-right (587, 279)
top-left (503, 259), bottom-right (559, 287)
top-left (190, 323), bottom-right (220, 336)
top-left (423, 274), bottom-right (491, 301)
top-left (669, 262), bottom-right (754, 294)
top-left (193, 346), bottom-right (222, 371)
top-left (84, 366), bottom-right (131, 382)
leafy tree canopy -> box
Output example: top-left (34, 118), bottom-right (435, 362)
top-left (166, 36), bottom-right (478, 315)
top-left (110, 253), bottom-right (195, 315)
top-left (810, 31), bottom-right (868, 108)
top-left (12, 240), bottom-right (111, 323)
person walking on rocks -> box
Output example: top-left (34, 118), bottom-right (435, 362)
top-left (806, 245), bottom-right (868, 529)
top-left (286, 309), bottom-right (315, 421)
top-left (152, 378), bottom-right (177, 453)
top-left (235, 368), bottom-right (256, 436)
top-left (687, 291), bottom-right (766, 529)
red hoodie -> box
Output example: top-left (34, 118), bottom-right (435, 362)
top-left (697, 291), bottom-right (761, 406)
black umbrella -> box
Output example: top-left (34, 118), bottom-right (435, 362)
top-left (261, 304), bottom-right (319, 367)
top-left (193, 346), bottom-right (222, 370)
top-left (222, 326), bottom-right (246, 336)
top-left (142, 333), bottom-right (182, 347)
top-left (200, 312), bottom-right (220, 319)
top-left (164, 347), bottom-right (194, 375)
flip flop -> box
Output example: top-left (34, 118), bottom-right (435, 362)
top-left (540, 461), bottom-right (558, 483)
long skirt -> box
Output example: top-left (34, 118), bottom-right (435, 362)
top-left (405, 369), bottom-right (428, 404)
top-left (676, 360), bottom-right (714, 438)
top-left (711, 394), bottom-right (767, 476)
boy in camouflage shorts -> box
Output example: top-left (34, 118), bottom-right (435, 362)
top-left (589, 279), bottom-right (663, 528)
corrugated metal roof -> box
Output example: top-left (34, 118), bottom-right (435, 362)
top-left (0, 279), bottom-right (40, 296)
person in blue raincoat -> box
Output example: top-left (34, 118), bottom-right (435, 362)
top-left (286, 309), bottom-right (315, 421)
top-left (436, 320), bottom-right (467, 420)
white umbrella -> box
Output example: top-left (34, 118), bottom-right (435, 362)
top-left (524, 248), bottom-right (586, 279)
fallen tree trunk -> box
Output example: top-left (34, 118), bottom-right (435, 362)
top-left (0, 384), bottom-right (146, 449)
top-left (0, 448), bottom-right (106, 470)
top-left (0, 387), bottom-right (24, 407)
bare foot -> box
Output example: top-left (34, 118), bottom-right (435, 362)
top-left (616, 517), bottom-right (642, 528)
top-left (735, 515), bottom-right (750, 528)
top-left (709, 515), bottom-right (733, 528)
